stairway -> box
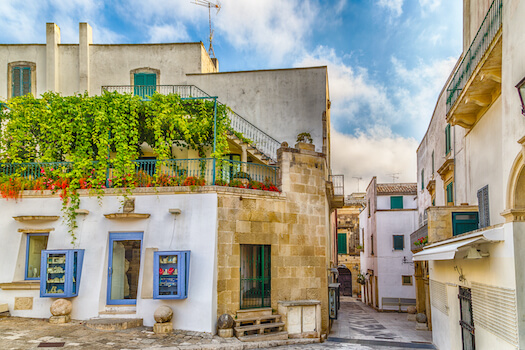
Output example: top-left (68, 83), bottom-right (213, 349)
top-left (234, 308), bottom-right (288, 342)
top-left (86, 306), bottom-right (143, 331)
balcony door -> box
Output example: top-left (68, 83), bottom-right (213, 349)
top-left (240, 244), bottom-right (270, 309)
top-left (134, 73), bottom-right (156, 99)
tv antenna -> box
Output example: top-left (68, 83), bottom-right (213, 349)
top-left (353, 177), bottom-right (362, 192)
top-left (388, 173), bottom-right (400, 183)
top-left (192, 0), bottom-right (221, 58)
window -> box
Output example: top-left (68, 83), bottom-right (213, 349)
top-left (390, 196), bottom-right (403, 209)
top-left (452, 212), bottom-right (479, 236)
top-left (445, 124), bottom-right (451, 155)
top-left (432, 151), bottom-right (435, 175)
top-left (9, 62), bottom-right (35, 98)
top-left (370, 234), bottom-right (374, 255)
top-left (368, 199), bottom-right (371, 217)
top-left (402, 275), bottom-right (413, 285)
top-left (478, 185), bottom-right (490, 228)
top-left (337, 233), bottom-right (347, 254)
top-left (446, 182), bottom-right (454, 204)
top-left (421, 169), bottom-right (424, 190)
top-left (134, 73), bottom-right (156, 99)
top-left (393, 235), bottom-right (404, 250)
top-left (26, 233), bottom-right (49, 280)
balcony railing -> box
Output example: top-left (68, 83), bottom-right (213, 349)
top-left (0, 158), bottom-right (278, 189)
top-left (101, 85), bottom-right (281, 163)
top-left (410, 224), bottom-right (428, 252)
top-left (446, 0), bottom-right (502, 112)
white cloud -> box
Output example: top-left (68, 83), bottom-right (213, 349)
top-left (377, 0), bottom-right (404, 17)
top-left (147, 23), bottom-right (190, 43)
top-left (419, 0), bottom-right (441, 13)
top-left (331, 128), bottom-right (418, 194)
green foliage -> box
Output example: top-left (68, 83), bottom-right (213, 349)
top-left (0, 91), bottom-right (232, 244)
top-left (296, 132), bottom-right (313, 144)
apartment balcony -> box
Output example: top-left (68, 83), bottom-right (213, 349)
top-left (327, 174), bottom-right (345, 208)
top-left (446, 0), bottom-right (502, 129)
top-left (410, 224), bottom-right (428, 253)
top-left (426, 206), bottom-right (479, 244)
top-left (102, 84), bottom-right (281, 164)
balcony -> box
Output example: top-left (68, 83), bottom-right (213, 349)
top-left (426, 206), bottom-right (479, 244)
top-left (410, 224), bottom-right (428, 253)
top-left (102, 85), bottom-right (281, 164)
top-left (327, 174), bottom-right (345, 208)
top-left (0, 158), bottom-right (279, 192)
top-left (446, 0), bottom-right (502, 129)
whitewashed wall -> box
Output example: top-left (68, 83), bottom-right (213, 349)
top-left (0, 191), bottom-right (218, 332)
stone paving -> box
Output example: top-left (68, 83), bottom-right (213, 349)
top-left (0, 297), bottom-right (435, 350)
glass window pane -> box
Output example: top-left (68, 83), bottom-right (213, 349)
top-left (26, 235), bottom-right (48, 279)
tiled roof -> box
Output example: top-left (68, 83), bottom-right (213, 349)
top-left (377, 183), bottom-right (417, 195)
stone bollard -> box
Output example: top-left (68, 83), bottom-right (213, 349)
top-left (153, 305), bottom-right (173, 334)
top-left (407, 306), bottom-right (417, 322)
top-left (415, 313), bottom-right (428, 331)
top-left (217, 314), bottom-right (234, 338)
top-left (49, 299), bottom-right (72, 324)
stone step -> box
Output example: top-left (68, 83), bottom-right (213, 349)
top-left (237, 331), bottom-right (289, 342)
top-left (236, 307), bottom-right (272, 319)
top-left (234, 321), bottom-right (285, 335)
top-left (85, 318), bottom-right (143, 331)
top-left (98, 305), bottom-right (137, 319)
top-left (235, 314), bottom-right (282, 327)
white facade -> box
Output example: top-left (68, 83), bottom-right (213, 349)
top-left (0, 191), bottom-right (218, 332)
top-left (414, 0), bottom-right (525, 348)
top-left (359, 177), bottom-right (417, 310)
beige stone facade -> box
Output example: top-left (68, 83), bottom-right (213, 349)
top-left (216, 143), bottom-right (331, 332)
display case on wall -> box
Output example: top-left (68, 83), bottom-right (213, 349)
top-left (153, 251), bottom-right (190, 299)
top-left (40, 249), bottom-right (85, 298)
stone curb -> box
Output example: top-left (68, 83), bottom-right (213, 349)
top-left (143, 338), bottom-right (320, 350)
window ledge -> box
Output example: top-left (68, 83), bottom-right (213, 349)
top-left (104, 213), bottom-right (150, 220)
top-left (0, 281), bottom-right (40, 290)
top-left (13, 215), bottom-right (60, 222)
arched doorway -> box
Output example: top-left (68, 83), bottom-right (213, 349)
top-left (337, 265), bottom-right (352, 296)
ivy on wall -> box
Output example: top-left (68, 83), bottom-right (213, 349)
top-left (0, 91), bottom-right (232, 243)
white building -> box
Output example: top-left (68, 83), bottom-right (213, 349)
top-left (0, 22), bottom-right (343, 337)
top-left (359, 177), bottom-right (417, 311)
top-left (413, 0), bottom-right (525, 348)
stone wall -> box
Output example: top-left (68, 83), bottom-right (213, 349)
top-left (216, 143), bottom-right (330, 332)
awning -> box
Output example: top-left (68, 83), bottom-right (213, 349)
top-left (413, 226), bottom-right (504, 261)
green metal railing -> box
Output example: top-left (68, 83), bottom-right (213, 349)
top-left (101, 84), bottom-right (281, 163)
top-left (446, 0), bottom-right (502, 112)
top-left (0, 158), bottom-right (278, 188)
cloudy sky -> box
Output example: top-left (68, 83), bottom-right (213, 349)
top-left (0, 0), bottom-right (463, 193)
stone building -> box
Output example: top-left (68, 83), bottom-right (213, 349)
top-left (336, 193), bottom-right (365, 296)
top-left (359, 178), bottom-right (417, 311)
top-left (0, 22), bottom-right (343, 338)
top-left (412, 0), bottom-right (525, 348)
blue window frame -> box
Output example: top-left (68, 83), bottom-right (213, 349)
top-left (391, 196), bottom-right (403, 209)
top-left (12, 66), bottom-right (31, 97)
top-left (26, 233), bottom-right (49, 280)
top-left (107, 232), bottom-right (143, 305)
top-left (40, 249), bottom-right (85, 297)
top-left (153, 251), bottom-right (190, 299)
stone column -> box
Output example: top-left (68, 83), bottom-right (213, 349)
top-left (46, 23), bottom-right (60, 92)
top-left (79, 23), bottom-right (92, 94)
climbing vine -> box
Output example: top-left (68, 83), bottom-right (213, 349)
top-left (0, 91), bottom-right (232, 244)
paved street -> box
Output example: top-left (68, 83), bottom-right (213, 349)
top-left (262, 297), bottom-right (435, 350)
top-left (0, 297), bottom-right (435, 349)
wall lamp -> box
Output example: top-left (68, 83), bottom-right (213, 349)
top-left (516, 76), bottom-right (525, 116)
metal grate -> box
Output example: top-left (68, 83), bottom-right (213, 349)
top-left (471, 282), bottom-right (518, 347)
top-left (430, 280), bottom-right (448, 315)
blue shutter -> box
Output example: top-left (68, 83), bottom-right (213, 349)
top-left (452, 212), bottom-right (479, 236)
top-left (337, 233), bottom-right (347, 254)
top-left (477, 185), bottom-right (490, 228)
top-left (393, 235), bottom-right (404, 250)
top-left (391, 196), bottom-right (403, 209)
top-left (446, 182), bottom-right (454, 204)
top-left (12, 66), bottom-right (31, 97)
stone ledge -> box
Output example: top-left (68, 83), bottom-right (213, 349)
top-left (104, 213), bottom-right (151, 220)
top-left (0, 281), bottom-right (40, 290)
top-left (13, 215), bottom-right (60, 222)
top-left (278, 300), bottom-right (321, 307)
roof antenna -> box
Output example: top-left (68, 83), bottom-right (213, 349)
top-left (388, 173), bottom-right (400, 183)
top-left (192, 0), bottom-right (221, 58)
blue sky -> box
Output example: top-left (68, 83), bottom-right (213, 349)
top-left (0, 0), bottom-right (463, 192)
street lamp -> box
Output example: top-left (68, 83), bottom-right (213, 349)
top-left (515, 76), bottom-right (525, 116)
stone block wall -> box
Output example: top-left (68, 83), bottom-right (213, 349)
top-left (216, 143), bottom-right (330, 332)
top-left (427, 205), bottom-right (478, 243)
